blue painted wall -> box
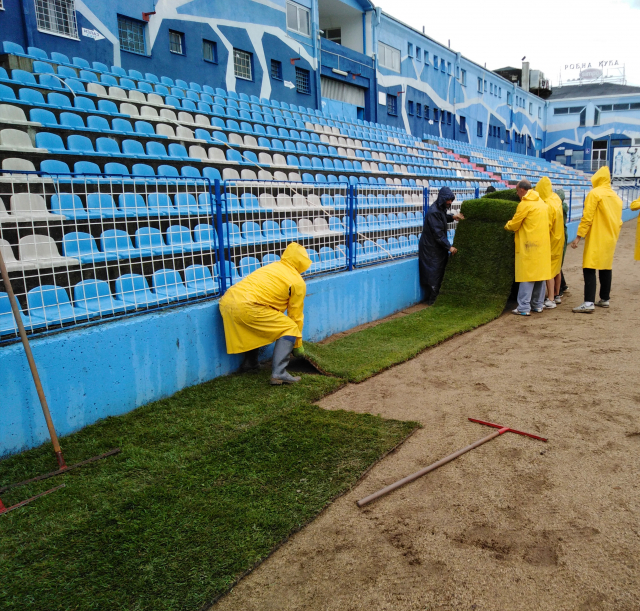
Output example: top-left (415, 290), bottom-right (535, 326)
top-left (1, 256), bottom-right (423, 457)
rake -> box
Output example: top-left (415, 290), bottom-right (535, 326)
top-left (0, 249), bottom-right (120, 512)
top-left (356, 418), bottom-right (547, 507)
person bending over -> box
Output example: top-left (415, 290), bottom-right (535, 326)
top-left (505, 179), bottom-right (552, 316)
top-left (570, 167), bottom-right (623, 313)
top-left (419, 186), bottom-right (465, 305)
top-left (219, 242), bottom-right (311, 385)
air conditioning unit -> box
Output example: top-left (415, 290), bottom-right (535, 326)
top-left (530, 70), bottom-right (545, 89)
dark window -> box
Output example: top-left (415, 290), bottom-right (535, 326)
top-left (594, 107), bottom-right (600, 126)
top-left (497, 127), bottom-right (500, 138)
top-left (271, 59), bottom-right (283, 80)
top-left (434, 108), bottom-right (439, 122)
top-left (579, 108), bottom-right (586, 127)
top-left (295, 67), bottom-right (310, 94)
top-left (460, 116), bottom-right (466, 132)
top-left (554, 107), bottom-right (569, 115)
top-left (169, 30), bottom-right (184, 55)
top-left (203, 39), bottom-right (217, 63)
top-left (416, 103), bottom-right (422, 118)
top-left (506, 129), bottom-right (510, 143)
top-left (408, 101), bottom-right (414, 115)
top-left (325, 28), bottom-right (341, 44)
top-left (387, 94), bottom-right (397, 116)
top-left (599, 104), bottom-right (612, 111)
top-left (434, 55), bottom-right (438, 70)
top-left (477, 121), bottom-right (483, 137)
top-left (118, 15), bottom-right (146, 55)
top-left (613, 103), bottom-right (630, 111)
top-left (630, 103), bottom-right (640, 110)
top-left (447, 111), bottom-right (451, 125)
top-left (424, 105), bottom-right (429, 120)
top-left (35, 0), bottom-right (78, 38)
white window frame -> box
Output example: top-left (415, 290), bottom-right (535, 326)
top-left (286, 1), bottom-right (310, 37)
top-left (233, 48), bottom-right (253, 81)
top-left (460, 69), bottom-right (466, 86)
top-left (477, 77), bottom-right (483, 93)
top-left (529, 102), bottom-right (533, 115)
top-left (407, 42), bottom-right (413, 58)
top-left (0, 1), bottom-right (5, 10)
top-left (34, 0), bottom-right (79, 40)
top-left (378, 42), bottom-right (401, 73)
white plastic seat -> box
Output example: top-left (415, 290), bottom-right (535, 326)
top-left (329, 136), bottom-right (339, 145)
top-left (313, 217), bottom-right (334, 235)
top-left (222, 168), bottom-right (240, 180)
top-left (128, 90), bottom-right (147, 103)
top-left (147, 93), bottom-right (165, 106)
top-left (304, 122), bottom-right (315, 131)
top-left (273, 171), bottom-right (288, 181)
top-left (0, 157), bottom-right (42, 182)
top-left (362, 162), bottom-right (371, 172)
top-left (178, 112), bottom-right (195, 125)
top-left (19, 235), bottom-right (79, 268)
top-left (370, 162), bottom-right (379, 172)
top-left (258, 170), bottom-right (273, 180)
top-left (288, 172), bottom-right (302, 182)
top-left (244, 135), bottom-right (258, 147)
top-left (0, 104), bottom-right (32, 126)
top-left (160, 109), bottom-right (178, 121)
top-left (292, 193), bottom-right (307, 208)
top-left (411, 193), bottom-right (421, 204)
top-left (276, 193), bottom-right (294, 208)
top-left (320, 134), bottom-right (330, 143)
top-left (108, 87), bottom-right (127, 100)
top-left (259, 193), bottom-right (276, 208)
top-left (258, 152), bottom-right (273, 165)
top-left (0, 129), bottom-right (42, 152)
top-left (240, 169), bottom-right (257, 180)
top-left (337, 147), bottom-right (347, 157)
top-left (0, 238), bottom-right (37, 271)
top-left (208, 147), bottom-right (225, 162)
top-left (10, 193), bottom-right (60, 220)
top-left (87, 83), bottom-right (107, 96)
top-left (195, 114), bottom-right (210, 127)
top-left (272, 153), bottom-right (287, 166)
top-left (346, 149), bottom-right (356, 159)
top-left (188, 145), bottom-right (208, 160)
top-left (140, 105), bottom-right (160, 119)
top-left (120, 102), bottom-right (139, 117)
top-left (331, 126), bottom-right (341, 135)
top-left (176, 126), bottom-right (195, 140)
top-left (228, 133), bottom-right (243, 146)
top-left (307, 194), bottom-right (322, 208)
top-left (156, 123), bottom-right (176, 138)
top-left (298, 219), bottom-right (314, 235)
top-left (346, 138), bottom-right (355, 147)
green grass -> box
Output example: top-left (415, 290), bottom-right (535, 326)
top-left (0, 371), bottom-right (417, 611)
top-left (305, 198), bottom-right (519, 382)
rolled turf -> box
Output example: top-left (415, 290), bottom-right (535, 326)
top-left (0, 371), bottom-right (417, 611)
top-left (304, 198), bottom-right (519, 382)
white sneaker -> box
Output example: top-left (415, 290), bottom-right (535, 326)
top-left (544, 299), bottom-right (557, 309)
top-left (595, 299), bottom-right (610, 308)
top-left (531, 307), bottom-right (544, 313)
top-left (554, 295), bottom-right (562, 304)
top-left (573, 302), bottom-right (595, 313)
top-left (512, 308), bottom-right (530, 316)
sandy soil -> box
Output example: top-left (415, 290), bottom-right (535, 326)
top-left (215, 221), bottom-right (640, 611)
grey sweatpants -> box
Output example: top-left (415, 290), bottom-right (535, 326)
top-left (517, 281), bottom-right (546, 313)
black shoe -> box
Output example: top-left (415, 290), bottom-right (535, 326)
top-left (240, 349), bottom-right (260, 372)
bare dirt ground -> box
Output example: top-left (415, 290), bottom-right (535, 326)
top-left (215, 221), bottom-right (640, 611)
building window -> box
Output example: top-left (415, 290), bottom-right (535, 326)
top-left (0, 1), bottom-right (4, 9)
top-left (408, 42), bottom-right (413, 57)
top-left (434, 55), bottom-right (438, 70)
top-left (447, 62), bottom-right (452, 75)
top-left (498, 87), bottom-right (502, 98)
top-left (497, 127), bottom-right (500, 138)
top-left (441, 109), bottom-right (445, 123)
top-left (538, 107), bottom-right (542, 119)
top-left (295, 67), bottom-right (310, 94)
top-left (35, 0), bottom-right (78, 38)
top-left (424, 51), bottom-right (429, 65)
top-left (416, 47), bottom-right (421, 61)
top-left (203, 39), bottom-right (217, 63)
top-left (506, 130), bottom-right (510, 143)
top-left (483, 79), bottom-right (487, 92)
top-left (477, 121), bottom-right (483, 137)
top-left (507, 92), bottom-right (512, 106)
top-left (408, 100), bottom-right (414, 115)
top-left (286, 1), bottom-right (310, 36)
top-left (118, 15), bottom-right (146, 55)
top-left (434, 108), bottom-right (439, 122)
top-left (271, 59), bottom-right (283, 80)
top-left (169, 30), bottom-right (184, 55)
top-left (325, 28), bottom-right (341, 44)
top-left (447, 111), bottom-right (451, 125)
top-left (417, 103), bottom-right (422, 118)
top-left (490, 83), bottom-right (493, 94)
top-left (579, 108), bottom-right (586, 127)
top-left (594, 107), bottom-right (600, 126)
top-left (441, 58), bottom-right (446, 73)
top-left (233, 48), bottom-right (253, 81)
top-left (379, 42), bottom-right (401, 73)
top-left (460, 116), bottom-right (466, 132)
top-left (424, 105), bottom-right (429, 120)
top-left (460, 69), bottom-right (466, 86)
top-left (478, 77), bottom-right (483, 92)
top-left (528, 102), bottom-right (533, 115)
top-left (387, 94), bottom-right (397, 116)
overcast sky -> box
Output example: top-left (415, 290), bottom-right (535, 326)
top-left (373, 0), bottom-right (640, 87)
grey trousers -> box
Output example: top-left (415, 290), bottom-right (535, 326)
top-left (517, 281), bottom-right (546, 313)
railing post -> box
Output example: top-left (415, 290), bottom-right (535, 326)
top-left (475, 186), bottom-right (480, 199)
top-left (423, 186), bottom-right (429, 220)
top-left (568, 189), bottom-right (572, 222)
top-left (213, 179), bottom-right (227, 293)
top-left (348, 184), bottom-right (355, 271)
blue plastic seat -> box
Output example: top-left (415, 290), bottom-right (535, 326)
top-left (281, 219), bottom-right (298, 239)
top-left (27, 285), bottom-right (89, 325)
top-left (242, 221), bottom-right (264, 243)
top-left (135, 227), bottom-right (183, 255)
top-left (262, 254), bottom-right (280, 266)
top-left (3, 41), bottom-right (28, 56)
top-left (60, 112), bottom-right (86, 130)
top-left (36, 132), bottom-right (66, 153)
top-left (50, 52), bottom-right (72, 65)
top-left (152, 269), bottom-right (192, 302)
top-left (174, 193), bottom-right (205, 214)
top-left (11, 69), bottom-right (38, 86)
top-left (87, 193), bottom-right (126, 218)
top-left (115, 274), bottom-right (162, 308)
top-left (147, 141), bottom-right (170, 159)
top-left (0, 84), bottom-right (17, 101)
top-left (147, 193), bottom-right (178, 216)
top-left (73, 280), bottom-right (126, 318)
top-left (98, 99), bottom-right (121, 115)
top-left (32, 60), bottom-right (55, 75)
top-left (68, 134), bottom-right (95, 155)
top-left (262, 220), bottom-right (283, 241)
top-left (240, 256), bottom-right (261, 277)
top-left (193, 224), bottom-right (217, 247)
top-left (166, 225), bottom-right (206, 252)
top-left (101, 229), bottom-right (152, 259)
top-left (95, 137), bottom-right (124, 158)
top-left (184, 265), bottom-right (218, 295)
top-left (63, 232), bottom-right (117, 264)
top-left (168, 143), bottom-right (190, 160)
top-left (122, 139), bottom-right (147, 158)
top-left (30, 108), bottom-right (58, 126)
top-left (47, 92), bottom-right (74, 110)
top-left (104, 162), bottom-right (131, 178)
top-left (49, 193), bottom-right (88, 218)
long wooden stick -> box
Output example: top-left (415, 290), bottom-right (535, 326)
top-left (0, 249), bottom-right (67, 469)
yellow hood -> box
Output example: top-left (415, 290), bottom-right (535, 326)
top-left (522, 189), bottom-right (542, 203)
top-left (281, 242), bottom-right (311, 274)
top-left (535, 176), bottom-right (553, 201)
top-left (591, 166), bottom-right (611, 188)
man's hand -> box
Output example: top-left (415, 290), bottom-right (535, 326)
top-left (292, 346), bottom-right (305, 358)
top-left (570, 236), bottom-right (581, 249)
top-left (449, 246), bottom-right (458, 255)
top-left (453, 213), bottom-right (465, 221)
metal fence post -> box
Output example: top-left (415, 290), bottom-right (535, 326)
top-left (568, 189), bottom-right (572, 222)
top-left (475, 186), bottom-right (480, 199)
top-left (213, 179), bottom-right (227, 293)
top-left (423, 186), bottom-right (429, 220)
top-left (348, 184), bottom-right (355, 271)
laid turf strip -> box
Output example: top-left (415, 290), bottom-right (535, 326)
top-left (305, 197), bottom-right (519, 382)
top-left (0, 372), bottom-right (417, 611)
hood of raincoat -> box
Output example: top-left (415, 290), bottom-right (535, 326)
top-left (522, 189), bottom-right (542, 203)
top-left (535, 176), bottom-right (553, 201)
top-left (591, 166), bottom-right (611, 188)
top-left (555, 188), bottom-right (565, 202)
top-left (281, 242), bottom-right (311, 274)
top-left (435, 186), bottom-right (455, 210)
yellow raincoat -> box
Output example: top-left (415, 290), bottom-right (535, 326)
top-left (504, 189), bottom-right (552, 282)
top-left (577, 167), bottom-right (623, 270)
top-left (630, 197), bottom-right (640, 260)
top-left (535, 177), bottom-right (565, 277)
top-left (219, 243), bottom-right (311, 354)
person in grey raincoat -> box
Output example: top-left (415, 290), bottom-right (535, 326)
top-left (418, 186), bottom-right (464, 305)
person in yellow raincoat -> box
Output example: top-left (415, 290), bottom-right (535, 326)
top-left (631, 196), bottom-right (640, 261)
top-left (570, 166), bottom-right (623, 313)
top-left (535, 177), bottom-right (565, 308)
top-left (505, 179), bottom-right (552, 316)
top-left (219, 242), bottom-right (311, 384)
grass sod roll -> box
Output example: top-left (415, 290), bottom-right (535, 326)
top-left (304, 198), bottom-right (519, 382)
top-left (0, 371), bottom-right (417, 611)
